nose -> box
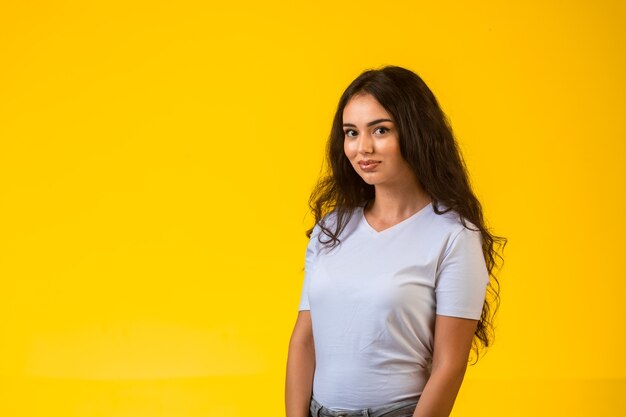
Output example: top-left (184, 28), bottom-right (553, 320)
top-left (357, 132), bottom-right (374, 154)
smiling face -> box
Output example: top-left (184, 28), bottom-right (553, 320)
top-left (343, 93), bottom-right (416, 187)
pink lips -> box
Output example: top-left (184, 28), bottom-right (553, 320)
top-left (358, 160), bottom-right (380, 171)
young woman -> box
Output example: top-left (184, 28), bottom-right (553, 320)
top-left (285, 65), bottom-right (506, 417)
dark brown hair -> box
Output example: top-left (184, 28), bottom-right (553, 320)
top-left (306, 65), bottom-right (507, 363)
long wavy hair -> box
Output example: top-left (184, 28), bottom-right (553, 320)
top-left (305, 65), bottom-right (507, 364)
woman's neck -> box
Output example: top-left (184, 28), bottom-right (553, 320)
top-left (366, 183), bottom-right (432, 221)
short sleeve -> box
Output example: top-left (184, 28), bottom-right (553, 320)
top-left (435, 226), bottom-right (490, 320)
top-left (298, 223), bottom-right (321, 311)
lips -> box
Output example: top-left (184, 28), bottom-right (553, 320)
top-left (358, 160), bottom-right (381, 171)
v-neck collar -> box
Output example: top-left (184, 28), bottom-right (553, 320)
top-left (359, 201), bottom-right (432, 236)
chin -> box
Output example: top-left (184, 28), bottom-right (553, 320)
top-left (359, 176), bottom-right (382, 186)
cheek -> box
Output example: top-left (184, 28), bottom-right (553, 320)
top-left (383, 140), bottom-right (402, 159)
top-left (344, 141), bottom-right (354, 157)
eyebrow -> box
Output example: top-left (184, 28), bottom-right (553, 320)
top-left (343, 118), bottom-right (394, 128)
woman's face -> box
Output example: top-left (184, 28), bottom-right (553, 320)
top-left (343, 93), bottom-right (415, 187)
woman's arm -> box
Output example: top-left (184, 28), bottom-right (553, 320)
top-left (412, 314), bottom-right (479, 417)
top-left (285, 310), bottom-right (316, 417)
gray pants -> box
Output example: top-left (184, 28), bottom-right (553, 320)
top-left (309, 396), bottom-right (420, 417)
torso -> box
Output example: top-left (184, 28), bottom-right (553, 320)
top-left (302, 201), bottom-right (488, 410)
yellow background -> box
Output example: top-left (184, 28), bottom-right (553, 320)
top-left (1, 0), bottom-right (625, 416)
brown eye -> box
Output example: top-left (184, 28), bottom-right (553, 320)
top-left (344, 129), bottom-right (357, 137)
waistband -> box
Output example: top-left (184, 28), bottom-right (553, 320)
top-left (309, 396), bottom-right (419, 417)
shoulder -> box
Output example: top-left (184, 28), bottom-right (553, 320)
top-left (310, 207), bottom-right (361, 250)
top-left (310, 209), bottom-right (337, 238)
top-left (308, 209), bottom-right (339, 246)
top-left (314, 206), bottom-right (361, 234)
top-left (426, 203), bottom-right (482, 247)
top-left (428, 202), bottom-right (474, 229)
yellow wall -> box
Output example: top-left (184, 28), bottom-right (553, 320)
top-left (1, 0), bottom-right (624, 415)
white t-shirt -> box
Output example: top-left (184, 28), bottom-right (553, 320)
top-left (298, 201), bottom-right (490, 410)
